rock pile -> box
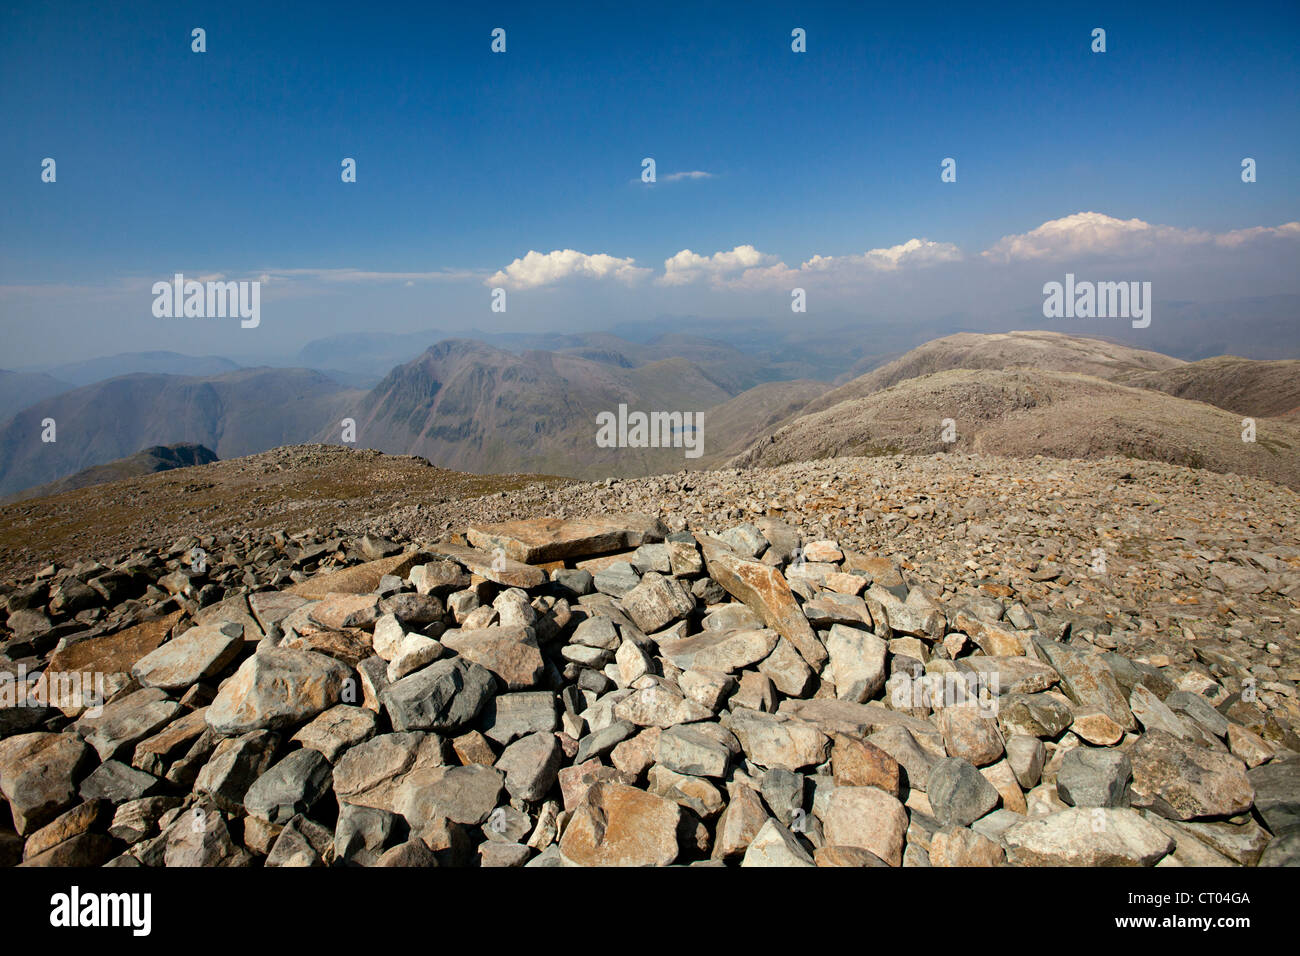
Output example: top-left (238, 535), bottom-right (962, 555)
top-left (1, 512), bottom-right (1297, 867)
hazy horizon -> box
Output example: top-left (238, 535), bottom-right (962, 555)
top-left (4, 1), bottom-right (1298, 367)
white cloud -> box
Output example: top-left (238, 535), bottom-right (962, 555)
top-left (487, 249), bottom-right (652, 289)
top-left (659, 244), bottom-right (779, 285)
top-left (799, 238), bottom-right (964, 275)
top-left (662, 170), bottom-right (715, 182)
top-left (1214, 221), bottom-right (1300, 248)
top-left (660, 239), bottom-right (962, 289)
top-left (981, 211), bottom-right (1300, 263)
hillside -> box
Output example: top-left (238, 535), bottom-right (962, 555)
top-left (0, 369), bottom-right (363, 496)
top-left (695, 379), bottom-right (833, 464)
top-left (326, 339), bottom-right (736, 478)
top-left (44, 350), bottom-right (241, 387)
top-left (1, 443), bottom-right (218, 504)
top-left (0, 369), bottom-right (72, 422)
top-left (1125, 356), bottom-right (1300, 419)
top-left (730, 367), bottom-right (1300, 490)
top-left (796, 331), bottom-right (1186, 418)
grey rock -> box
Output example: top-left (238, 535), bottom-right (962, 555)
top-left (244, 748), bottom-right (334, 823)
top-left (928, 757), bottom-right (1000, 828)
top-left (1056, 747), bottom-right (1132, 808)
top-left (380, 657), bottom-right (495, 733)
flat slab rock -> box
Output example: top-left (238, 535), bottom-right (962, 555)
top-left (42, 611), bottom-right (181, 683)
top-left (1004, 808), bottom-right (1174, 866)
top-left (466, 517), bottom-right (649, 564)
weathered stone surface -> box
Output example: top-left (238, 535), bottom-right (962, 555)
top-left (79, 760), bottom-right (160, 804)
top-left (75, 688), bottom-right (181, 762)
top-left (612, 684), bottom-right (712, 729)
top-left (18, 831), bottom-right (116, 867)
top-left (248, 591), bottom-right (309, 634)
top-left (1005, 735), bottom-right (1046, 790)
top-left (131, 707), bottom-right (209, 776)
top-left (928, 757), bottom-right (1000, 828)
top-left (803, 594), bottom-right (874, 628)
top-left (740, 818), bottom-right (815, 867)
top-left (441, 626), bottom-right (544, 689)
top-left (496, 732), bottom-right (562, 801)
top-left (1247, 758), bottom-right (1300, 835)
top-left (781, 699), bottom-right (945, 755)
top-left (386, 634), bottom-right (444, 682)
top-left (816, 845), bottom-right (890, 866)
top-left (42, 610), bottom-right (181, 683)
top-left (207, 648), bottom-right (351, 735)
top-left (334, 802), bottom-right (398, 866)
top-left (1071, 709), bottom-right (1126, 746)
top-left (481, 691), bottom-right (557, 745)
top-left (758, 637), bottom-right (816, 697)
top-left (398, 763), bottom-right (505, 828)
top-left (286, 553), bottom-right (421, 599)
top-left (559, 781), bottom-right (681, 866)
top-left (131, 621), bottom-right (244, 690)
top-left (425, 543), bottom-right (546, 589)
top-left (332, 732), bottom-right (446, 812)
top-left (726, 708), bottom-right (830, 771)
top-left (712, 783), bottom-right (769, 860)
top-left (620, 572), bottom-right (696, 633)
top-left (658, 628), bottom-right (779, 673)
top-left (929, 827), bottom-right (1006, 866)
top-left (700, 541), bottom-right (827, 669)
top-left (824, 624), bottom-right (887, 703)
top-left (1034, 639), bottom-right (1136, 732)
top-left (998, 692), bottom-right (1074, 740)
top-left (22, 799), bottom-right (106, 861)
top-left (648, 764), bottom-right (725, 818)
top-left (163, 804), bottom-right (253, 867)
top-left (822, 787), bottom-right (908, 866)
top-left (467, 517), bottom-right (644, 563)
top-left (958, 657), bottom-right (1058, 696)
top-left (194, 729), bottom-right (279, 813)
top-left (1004, 808), bottom-right (1174, 866)
top-left (291, 704), bottom-right (377, 762)
top-left (409, 561), bottom-right (472, 596)
top-left (574, 720), bottom-right (635, 764)
top-left (265, 814), bottom-right (334, 867)
top-left (1128, 730), bottom-right (1254, 821)
top-left (381, 657), bottom-right (495, 733)
top-left (0, 732), bottom-right (95, 834)
top-left (657, 724), bottom-right (733, 778)
top-left (952, 610), bottom-right (1027, 656)
top-left (244, 748), bottom-right (333, 823)
top-left (1057, 747), bottom-right (1132, 808)
top-left (108, 796), bottom-right (182, 845)
top-left (831, 733), bottom-right (901, 795)
top-left (937, 704), bottom-right (1005, 766)
top-left (868, 725), bottom-right (938, 791)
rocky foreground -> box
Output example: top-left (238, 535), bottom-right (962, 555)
top-left (0, 459), bottom-right (1298, 866)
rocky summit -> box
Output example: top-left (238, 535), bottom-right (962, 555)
top-left (0, 476), bottom-right (1297, 868)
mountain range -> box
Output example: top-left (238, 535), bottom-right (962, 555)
top-left (0, 328), bottom-right (1296, 499)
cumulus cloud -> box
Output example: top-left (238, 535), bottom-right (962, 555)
top-left (799, 238), bottom-right (964, 275)
top-left (1214, 222), bottom-right (1300, 248)
top-left (487, 249), bottom-right (652, 289)
top-left (659, 244), bottom-right (779, 285)
top-left (981, 211), bottom-right (1300, 263)
top-left (660, 239), bottom-right (962, 289)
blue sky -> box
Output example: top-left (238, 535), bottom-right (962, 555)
top-left (2, 0), bottom-right (1298, 364)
